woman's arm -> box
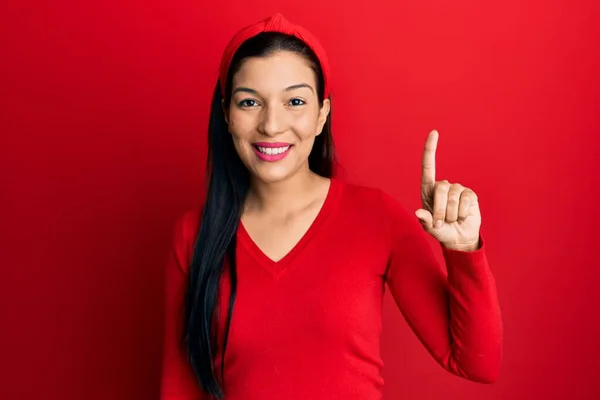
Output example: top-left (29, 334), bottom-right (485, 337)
top-left (160, 213), bottom-right (206, 399)
top-left (380, 190), bottom-right (503, 383)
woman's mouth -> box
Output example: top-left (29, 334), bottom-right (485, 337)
top-left (252, 142), bottom-right (293, 162)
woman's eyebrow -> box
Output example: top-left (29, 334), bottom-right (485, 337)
top-left (285, 83), bottom-right (314, 93)
top-left (232, 87), bottom-right (257, 95)
top-left (232, 83), bottom-right (314, 95)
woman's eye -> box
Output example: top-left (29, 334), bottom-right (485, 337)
top-left (289, 98), bottom-right (306, 106)
top-left (239, 99), bottom-right (258, 107)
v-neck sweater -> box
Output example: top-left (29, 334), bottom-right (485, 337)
top-left (160, 178), bottom-right (502, 400)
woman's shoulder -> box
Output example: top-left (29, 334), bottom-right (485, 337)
top-left (168, 206), bottom-right (203, 273)
top-left (334, 178), bottom-right (412, 220)
top-left (335, 178), bottom-right (397, 207)
top-left (174, 206), bottom-right (202, 239)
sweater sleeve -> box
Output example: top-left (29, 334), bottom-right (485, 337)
top-left (379, 190), bottom-right (502, 383)
top-left (160, 212), bottom-right (206, 400)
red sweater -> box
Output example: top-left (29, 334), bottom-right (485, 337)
top-left (160, 178), bottom-right (502, 399)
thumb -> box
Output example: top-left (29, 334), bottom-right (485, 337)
top-left (415, 209), bottom-right (434, 230)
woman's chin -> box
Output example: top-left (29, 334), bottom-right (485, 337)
top-left (251, 163), bottom-right (296, 184)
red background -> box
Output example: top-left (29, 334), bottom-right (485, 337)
top-left (2, 0), bottom-right (599, 399)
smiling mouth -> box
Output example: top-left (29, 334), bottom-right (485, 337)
top-left (253, 145), bottom-right (292, 155)
top-left (251, 143), bottom-right (293, 162)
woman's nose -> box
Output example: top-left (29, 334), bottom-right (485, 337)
top-left (258, 104), bottom-right (287, 137)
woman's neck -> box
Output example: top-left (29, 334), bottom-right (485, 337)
top-left (245, 170), bottom-right (329, 215)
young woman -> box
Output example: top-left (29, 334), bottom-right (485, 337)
top-left (160, 13), bottom-right (502, 400)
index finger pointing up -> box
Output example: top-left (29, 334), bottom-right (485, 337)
top-left (421, 129), bottom-right (439, 187)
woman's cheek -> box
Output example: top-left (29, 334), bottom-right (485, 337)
top-left (293, 112), bottom-right (320, 138)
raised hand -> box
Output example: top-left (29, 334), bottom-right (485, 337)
top-left (415, 130), bottom-right (482, 252)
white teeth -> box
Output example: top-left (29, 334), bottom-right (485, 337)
top-left (257, 146), bottom-right (290, 155)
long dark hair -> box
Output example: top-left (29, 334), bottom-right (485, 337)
top-left (183, 31), bottom-right (335, 399)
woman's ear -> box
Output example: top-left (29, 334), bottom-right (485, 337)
top-left (315, 98), bottom-right (331, 136)
top-left (221, 99), bottom-right (229, 124)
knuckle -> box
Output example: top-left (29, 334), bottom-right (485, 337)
top-left (464, 193), bottom-right (478, 203)
top-left (436, 182), bottom-right (450, 191)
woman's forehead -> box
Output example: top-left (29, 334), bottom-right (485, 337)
top-left (233, 52), bottom-right (316, 90)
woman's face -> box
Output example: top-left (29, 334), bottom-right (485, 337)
top-left (224, 51), bottom-right (330, 184)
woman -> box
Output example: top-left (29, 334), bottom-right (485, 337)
top-left (160, 13), bottom-right (502, 400)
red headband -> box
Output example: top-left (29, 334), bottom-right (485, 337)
top-left (218, 13), bottom-right (331, 99)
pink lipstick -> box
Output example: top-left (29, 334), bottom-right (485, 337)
top-left (252, 142), bottom-right (292, 162)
